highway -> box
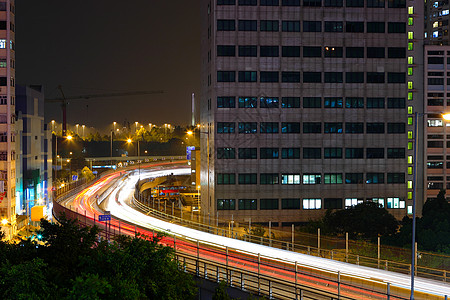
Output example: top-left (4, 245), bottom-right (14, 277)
top-left (59, 163), bottom-right (450, 300)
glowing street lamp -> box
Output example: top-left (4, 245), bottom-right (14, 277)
top-left (135, 122), bottom-right (138, 132)
top-left (75, 124), bottom-right (79, 135)
top-left (82, 125), bottom-right (85, 138)
top-left (113, 121), bottom-right (117, 132)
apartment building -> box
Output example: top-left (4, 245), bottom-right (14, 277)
top-left (199, 0), bottom-right (424, 227)
top-left (0, 0), bottom-right (14, 238)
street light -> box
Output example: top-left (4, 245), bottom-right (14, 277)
top-left (135, 122), bottom-right (138, 133)
top-left (411, 111), bottom-right (450, 299)
top-left (51, 120), bottom-right (55, 133)
top-left (82, 125), bottom-right (85, 138)
top-left (75, 124), bottom-right (79, 135)
top-left (127, 138), bottom-right (141, 178)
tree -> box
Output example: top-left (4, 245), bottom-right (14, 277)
top-left (81, 166), bottom-right (95, 181)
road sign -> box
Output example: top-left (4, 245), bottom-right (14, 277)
top-left (186, 146), bottom-right (195, 160)
top-left (72, 175), bottom-right (78, 181)
top-left (99, 214), bottom-right (111, 222)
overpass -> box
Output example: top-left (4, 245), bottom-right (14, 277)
top-left (53, 163), bottom-right (450, 300)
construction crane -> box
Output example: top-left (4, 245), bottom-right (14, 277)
top-left (45, 85), bottom-right (164, 134)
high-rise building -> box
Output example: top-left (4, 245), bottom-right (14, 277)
top-left (425, 0), bottom-right (450, 45)
top-left (0, 0), bottom-right (15, 239)
top-left (15, 85), bottom-right (52, 225)
top-left (200, 0), bottom-right (424, 227)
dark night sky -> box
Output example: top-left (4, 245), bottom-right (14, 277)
top-left (15, 1), bottom-right (201, 132)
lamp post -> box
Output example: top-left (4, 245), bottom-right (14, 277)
top-left (135, 121), bottom-right (138, 133)
top-left (82, 125), bottom-right (85, 138)
top-left (51, 120), bottom-right (55, 133)
top-left (75, 124), bottom-right (79, 135)
top-left (127, 138), bottom-right (140, 179)
top-left (410, 111), bottom-right (450, 300)
top-left (197, 125), bottom-right (210, 215)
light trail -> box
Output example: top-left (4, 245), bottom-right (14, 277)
top-left (65, 164), bottom-right (450, 299)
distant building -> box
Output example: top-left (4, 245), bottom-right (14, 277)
top-left (425, 0), bottom-right (450, 45)
top-left (15, 85), bottom-right (52, 226)
top-left (200, 0), bottom-right (424, 227)
top-left (0, 0), bottom-right (16, 239)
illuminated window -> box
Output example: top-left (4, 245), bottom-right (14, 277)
top-left (428, 119), bottom-right (443, 127)
top-left (408, 81), bottom-right (413, 89)
top-left (408, 131), bottom-right (413, 139)
top-left (0, 39), bottom-right (5, 49)
top-left (433, 21), bottom-right (439, 28)
top-left (408, 6), bottom-right (413, 14)
top-left (408, 142), bottom-right (413, 150)
top-left (408, 192), bottom-right (412, 200)
top-left (408, 43), bottom-right (413, 51)
top-left (408, 67), bottom-right (413, 75)
top-left (408, 155), bottom-right (413, 164)
top-left (433, 31), bottom-right (439, 38)
top-left (408, 117), bottom-right (413, 125)
top-left (407, 205), bottom-right (412, 214)
top-left (408, 56), bottom-right (413, 64)
top-left (408, 180), bottom-right (413, 189)
top-left (369, 198), bottom-right (384, 207)
top-left (303, 199), bottom-right (321, 209)
top-left (408, 92), bottom-right (413, 100)
top-left (408, 31), bottom-right (414, 39)
top-left (345, 198), bottom-right (363, 208)
top-left (408, 106), bottom-right (413, 114)
top-left (443, 9), bottom-right (449, 15)
top-left (387, 197), bottom-right (405, 209)
top-left (281, 174), bottom-right (301, 184)
top-left (408, 17), bottom-right (413, 26)
top-left (408, 166), bottom-right (413, 174)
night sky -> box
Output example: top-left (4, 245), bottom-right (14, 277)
top-left (15, 1), bottom-right (201, 132)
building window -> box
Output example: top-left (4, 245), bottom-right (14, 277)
top-left (324, 97), bottom-right (343, 108)
top-left (260, 173), bottom-right (279, 184)
top-left (303, 122), bottom-right (321, 133)
top-left (260, 71), bottom-right (279, 82)
top-left (217, 71), bottom-right (235, 82)
top-left (346, 72), bottom-right (364, 83)
top-left (345, 148), bottom-right (363, 159)
top-left (368, 198), bottom-right (384, 207)
top-left (260, 97), bottom-right (279, 108)
top-left (281, 122), bottom-right (300, 133)
top-left (367, 148), bottom-right (384, 158)
top-left (386, 98), bottom-right (405, 108)
top-left (387, 148), bottom-right (405, 158)
top-left (367, 123), bottom-right (384, 133)
top-left (345, 198), bottom-right (363, 208)
top-left (282, 198), bottom-right (300, 209)
top-left (324, 173), bottom-right (343, 184)
top-left (345, 122), bottom-right (363, 133)
top-left (261, 20), bottom-right (279, 31)
top-left (387, 123), bottom-right (405, 133)
top-left (366, 173), bottom-right (384, 184)
top-left (367, 72), bottom-right (385, 83)
top-left (217, 19), bottom-right (236, 31)
top-left (324, 21), bottom-right (343, 32)
top-left (217, 147), bottom-right (236, 159)
top-left (239, 45), bottom-right (257, 57)
top-left (261, 0), bottom-right (279, 4)
top-left (260, 46), bottom-right (279, 57)
top-left (388, 22), bottom-right (406, 33)
top-left (387, 72), bottom-right (405, 83)
top-left (367, 22), bottom-right (385, 33)
top-left (282, 21), bottom-right (300, 32)
top-left (345, 173), bottom-right (363, 184)
top-left (324, 122), bottom-right (343, 133)
top-left (217, 199), bottom-right (236, 210)
top-left (367, 0), bottom-right (384, 7)
top-left (218, 0), bottom-right (236, 4)
top-left (324, 0), bottom-right (343, 5)
top-left (303, 199), bottom-right (322, 209)
top-left (217, 122), bottom-right (235, 133)
top-left (281, 148), bottom-right (300, 159)
top-left (260, 148), bottom-right (279, 159)
top-left (303, 148), bottom-right (321, 159)
top-left (346, 0), bottom-right (364, 6)
top-left (324, 198), bottom-right (343, 209)
top-left (367, 98), bottom-right (385, 108)
top-left (367, 47), bottom-right (385, 58)
top-left (239, 96), bottom-right (257, 108)
top-left (303, 97), bottom-right (321, 108)
top-left (303, 72), bottom-right (321, 83)
top-left (303, 21), bottom-right (321, 32)
top-left (324, 148), bottom-right (342, 158)
top-left (282, 72), bottom-right (301, 83)
top-left (324, 46), bottom-right (343, 57)
top-left (238, 71), bottom-right (257, 82)
top-left (217, 173), bottom-right (236, 184)
top-left (303, 46), bottom-right (322, 57)
top-left (304, 0), bottom-right (322, 5)
top-left (217, 45), bottom-right (236, 56)
top-left (238, 174), bottom-right (257, 184)
top-left (238, 148), bottom-right (257, 159)
top-left (345, 97), bottom-right (364, 108)
top-left (238, 199), bottom-right (257, 210)
top-left (282, 97), bottom-right (300, 108)
top-left (239, 20), bottom-right (257, 31)
top-left (427, 161), bottom-right (443, 168)
top-left (303, 174), bottom-right (321, 184)
top-left (282, 46), bottom-right (300, 57)
top-left (217, 96), bottom-right (236, 108)
top-left (324, 72), bottom-right (343, 83)
top-left (260, 122), bottom-right (279, 133)
top-left (388, 47), bottom-right (406, 58)
top-left (260, 199), bottom-right (279, 210)
top-left (386, 197), bottom-right (405, 209)
top-left (346, 47), bottom-right (364, 58)
top-left (238, 122), bottom-right (257, 133)
top-left (388, 0), bottom-right (405, 7)
top-left (281, 174), bottom-right (301, 184)
top-left (387, 173), bottom-right (405, 184)
top-left (239, 0), bottom-right (257, 4)
top-left (346, 22), bottom-right (364, 33)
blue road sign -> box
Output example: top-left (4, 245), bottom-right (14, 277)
top-left (72, 175), bottom-right (78, 181)
top-left (99, 214), bottom-right (111, 222)
top-left (186, 146), bottom-right (195, 160)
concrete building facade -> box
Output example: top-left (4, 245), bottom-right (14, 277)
top-left (200, 0), bottom-right (424, 227)
top-left (0, 0), bottom-right (15, 238)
